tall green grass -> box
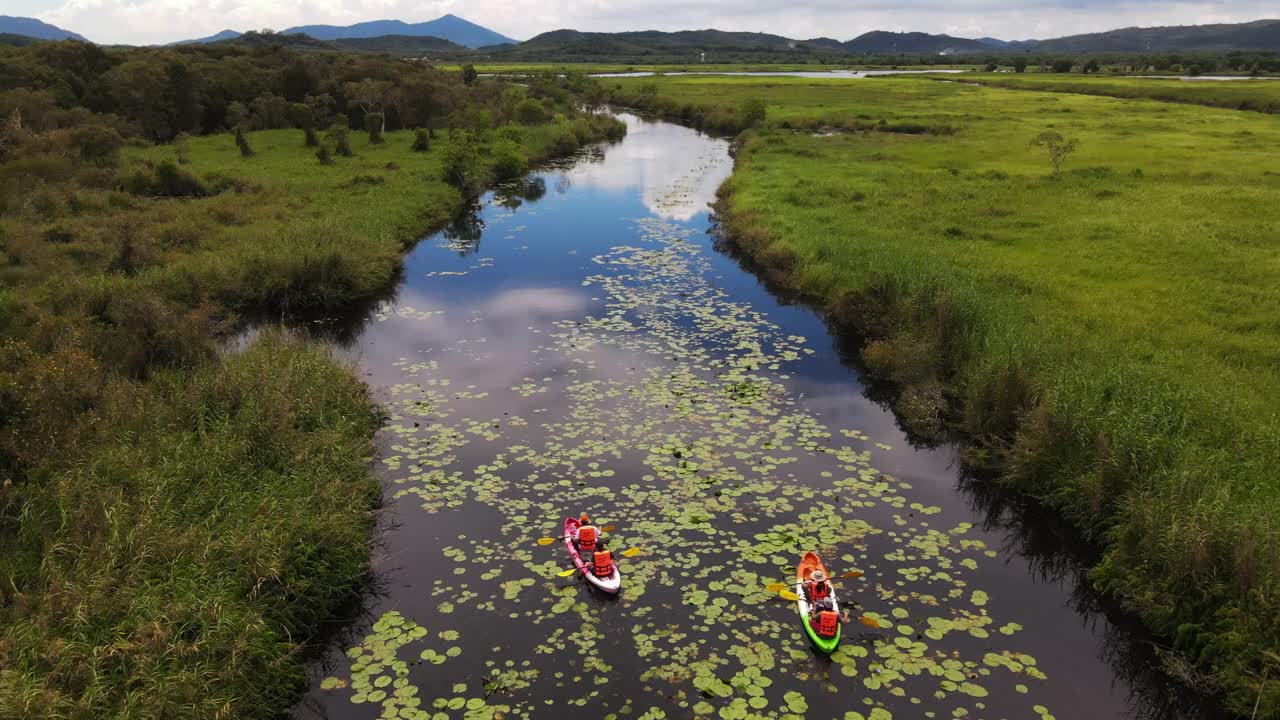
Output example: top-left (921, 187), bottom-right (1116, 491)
top-left (654, 75), bottom-right (1280, 716)
top-left (0, 331), bottom-right (381, 718)
top-left (939, 73), bottom-right (1280, 114)
top-left (0, 113), bottom-right (626, 716)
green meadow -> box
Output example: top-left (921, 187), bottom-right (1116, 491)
top-left (1, 112), bottom-right (623, 718)
top-left (941, 72), bottom-right (1280, 114)
top-left (608, 74), bottom-right (1280, 715)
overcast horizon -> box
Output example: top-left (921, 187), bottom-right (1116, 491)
top-left (7, 0), bottom-right (1277, 46)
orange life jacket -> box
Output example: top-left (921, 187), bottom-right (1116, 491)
top-left (816, 610), bottom-right (839, 638)
top-left (593, 550), bottom-right (613, 578)
top-left (810, 580), bottom-right (830, 600)
top-left (578, 525), bottom-right (597, 552)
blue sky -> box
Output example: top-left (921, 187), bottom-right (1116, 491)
top-left (14, 0), bottom-right (1277, 46)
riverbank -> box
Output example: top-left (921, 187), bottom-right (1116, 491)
top-left (617, 75), bottom-right (1280, 716)
top-left (0, 103), bottom-right (625, 716)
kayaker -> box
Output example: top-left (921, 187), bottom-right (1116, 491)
top-left (573, 514), bottom-right (606, 557)
top-left (805, 570), bottom-right (832, 602)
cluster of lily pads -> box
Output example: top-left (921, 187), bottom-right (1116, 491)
top-left (318, 210), bottom-right (1058, 720)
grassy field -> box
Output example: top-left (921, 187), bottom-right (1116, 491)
top-left (612, 74), bottom-right (1280, 716)
top-left (452, 62), bottom-right (981, 74)
top-left (938, 72), bottom-right (1280, 113)
top-left (0, 112), bottom-right (624, 717)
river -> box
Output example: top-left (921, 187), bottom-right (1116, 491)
top-left (293, 113), bottom-right (1222, 720)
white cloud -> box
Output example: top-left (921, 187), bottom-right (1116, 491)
top-left (28, 0), bottom-right (1279, 46)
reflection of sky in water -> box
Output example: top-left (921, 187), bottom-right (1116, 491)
top-left (563, 114), bottom-right (733, 221)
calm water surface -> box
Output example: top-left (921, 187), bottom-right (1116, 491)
top-left (295, 113), bottom-right (1220, 720)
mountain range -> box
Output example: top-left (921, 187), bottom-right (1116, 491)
top-left (279, 15), bottom-right (514, 48)
top-left (2, 14), bottom-right (1279, 56)
top-left (0, 14), bottom-right (87, 42)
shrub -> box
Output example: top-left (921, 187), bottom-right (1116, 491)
top-left (411, 129), bottom-right (430, 152)
top-left (739, 97), bottom-right (768, 128)
top-left (316, 143), bottom-right (334, 165)
top-left (1030, 130), bottom-right (1080, 176)
top-left (441, 130), bottom-right (482, 194)
top-left (514, 98), bottom-right (550, 125)
top-left (365, 112), bottom-right (384, 145)
top-left (234, 127), bottom-right (254, 158)
top-left (490, 139), bottom-right (528, 181)
top-left (304, 126), bottom-right (319, 147)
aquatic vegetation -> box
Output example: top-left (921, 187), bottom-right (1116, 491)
top-left (319, 212), bottom-right (1055, 718)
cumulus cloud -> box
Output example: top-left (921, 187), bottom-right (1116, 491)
top-left (23, 0), bottom-right (1279, 46)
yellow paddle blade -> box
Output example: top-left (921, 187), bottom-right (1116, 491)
top-left (858, 615), bottom-right (882, 628)
top-left (557, 568), bottom-right (579, 577)
top-left (536, 537), bottom-right (557, 546)
top-left (621, 547), bottom-right (642, 558)
top-left (841, 571), bottom-right (863, 578)
top-left (601, 525), bottom-right (616, 533)
top-left (778, 590), bottom-right (800, 602)
top-left (765, 582), bottom-right (788, 592)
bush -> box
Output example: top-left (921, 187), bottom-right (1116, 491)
top-left (235, 127), bottom-right (254, 158)
top-left (514, 98), bottom-right (550, 125)
top-left (441, 130), bottom-right (482, 194)
top-left (365, 112), bottom-right (384, 145)
top-left (316, 143), bottom-right (334, 165)
top-left (490, 139), bottom-right (528, 181)
top-left (739, 97), bottom-right (768, 128)
top-left (304, 126), bottom-right (319, 147)
top-left (411, 128), bottom-right (430, 152)
top-left (123, 161), bottom-right (209, 198)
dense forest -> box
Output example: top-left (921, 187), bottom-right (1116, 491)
top-left (0, 39), bottom-right (623, 717)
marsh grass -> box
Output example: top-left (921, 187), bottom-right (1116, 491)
top-left (0, 111), bottom-right (625, 716)
top-left (0, 331), bottom-right (382, 718)
top-left (689, 75), bottom-right (1280, 716)
top-left (944, 73), bottom-right (1280, 114)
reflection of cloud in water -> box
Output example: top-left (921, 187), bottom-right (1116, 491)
top-left (353, 287), bottom-right (637, 408)
top-left (565, 114), bottom-right (733, 221)
top-left (485, 287), bottom-right (586, 318)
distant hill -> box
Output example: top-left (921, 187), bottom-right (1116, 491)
top-left (1021, 19), bottom-right (1280, 53)
top-left (173, 29), bottom-right (241, 45)
top-left (209, 30), bottom-right (468, 57)
top-left (842, 31), bottom-right (990, 55)
top-left (0, 15), bottom-right (88, 42)
top-left (280, 14), bottom-right (514, 48)
top-left (976, 37), bottom-right (1013, 49)
top-left (501, 28), bottom-right (834, 61)
top-left (332, 34), bottom-right (468, 56)
top-left (0, 33), bottom-right (41, 47)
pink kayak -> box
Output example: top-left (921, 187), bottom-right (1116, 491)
top-left (563, 517), bottom-right (621, 593)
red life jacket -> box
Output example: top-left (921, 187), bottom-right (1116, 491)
top-left (816, 610), bottom-right (839, 638)
top-left (593, 550), bottom-right (613, 578)
top-left (578, 525), bottom-right (597, 552)
top-left (810, 580), bottom-right (830, 600)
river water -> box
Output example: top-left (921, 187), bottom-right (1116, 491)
top-left (294, 113), bottom-right (1220, 720)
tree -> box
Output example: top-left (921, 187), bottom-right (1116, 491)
top-left (1082, 59), bottom-right (1101, 73)
top-left (1014, 57), bottom-right (1028, 73)
top-left (514, 98), bottom-right (549, 125)
top-left (739, 97), bottom-right (767, 128)
top-left (441, 129), bottom-right (481, 194)
top-left (328, 114), bottom-right (352, 157)
top-left (365, 112), bottom-right (385, 144)
top-left (1052, 59), bottom-right (1074, 73)
top-left (235, 126), bottom-right (254, 157)
top-left (344, 79), bottom-right (392, 134)
top-left (1030, 131), bottom-right (1078, 176)
top-left (462, 64), bottom-right (478, 86)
